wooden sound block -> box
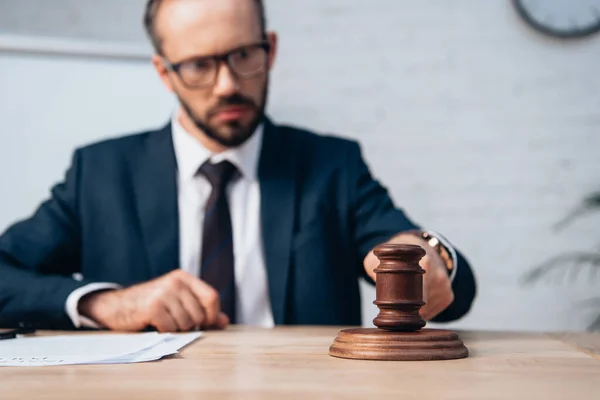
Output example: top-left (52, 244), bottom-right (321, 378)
top-left (328, 244), bottom-right (469, 361)
top-left (329, 328), bottom-right (469, 361)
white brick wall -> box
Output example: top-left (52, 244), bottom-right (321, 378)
top-left (265, 1), bottom-right (600, 331)
top-left (0, 0), bottom-right (599, 331)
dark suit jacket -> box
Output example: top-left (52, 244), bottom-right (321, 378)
top-left (0, 118), bottom-right (476, 329)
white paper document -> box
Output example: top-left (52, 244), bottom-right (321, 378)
top-left (0, 331), bottom-right (202, 367)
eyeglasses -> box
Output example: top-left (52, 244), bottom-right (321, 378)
top-left (163, 41), bottom-right (271, 89)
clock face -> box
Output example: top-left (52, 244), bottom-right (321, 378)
top-left (513, 0), bottom-right (600, 38)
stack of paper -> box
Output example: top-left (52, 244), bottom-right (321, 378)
top-left (0, 331), bottom-right (202, 367)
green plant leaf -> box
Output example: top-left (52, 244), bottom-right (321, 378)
top-left (588, 314), bottom-right (600, 332)
top-left (554, 191), bottom-right (600, 231)
top-left (521, 252), bottom-right (600, 285)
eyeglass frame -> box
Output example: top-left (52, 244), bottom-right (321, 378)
top-left (162, 40), bottom-right (272, 89)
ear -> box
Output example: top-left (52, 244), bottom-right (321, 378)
top-left (266, 31), bottom-right (278, 70)
top-left (152, 54), bottom-right (175, 93)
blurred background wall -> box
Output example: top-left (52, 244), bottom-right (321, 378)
top-left (0, 0), bottom-right (599, 332)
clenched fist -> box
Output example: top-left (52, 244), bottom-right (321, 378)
top-left (78, 270), bottom-right (229, 332)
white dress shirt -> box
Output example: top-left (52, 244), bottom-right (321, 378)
top-left (66, 112), bottom-right (275, 328)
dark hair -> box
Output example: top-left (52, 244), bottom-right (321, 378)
top-left (144, 0), bottom-right (267, 54)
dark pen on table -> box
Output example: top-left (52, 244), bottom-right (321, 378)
top-left (0, 327), bottom-right (37, 340)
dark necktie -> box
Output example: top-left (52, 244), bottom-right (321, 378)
top-left (198, 160), bottom-right (237, 323)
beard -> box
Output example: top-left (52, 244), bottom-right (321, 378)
top-left (177, 82), bottom-right (268, 148)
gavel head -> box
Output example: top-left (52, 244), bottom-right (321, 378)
top-left (372, 243), bottom-right (427, 332)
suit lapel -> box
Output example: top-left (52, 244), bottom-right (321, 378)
top-left (130, 119), bottom-right (296, 324)
top-left (132, 123), bottom-right (180, 279)
top-left (259, 119), bottom-right (297, 325)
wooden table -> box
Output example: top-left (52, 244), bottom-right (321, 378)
top-left (1, 327), bottom-right (599, 399)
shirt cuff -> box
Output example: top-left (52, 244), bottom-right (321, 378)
top-left (65, 283), bottom-right (122, 328)
top-left (425, 230), bottom-right (458, 283)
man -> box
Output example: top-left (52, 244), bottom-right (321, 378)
top-left (0, 0), bottom-right (476, 332)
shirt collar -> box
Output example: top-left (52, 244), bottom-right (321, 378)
top-left (171, 110), bottom-right (263, 182)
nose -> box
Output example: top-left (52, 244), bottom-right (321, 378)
top-left (212, 63), bottom-right (239, 97)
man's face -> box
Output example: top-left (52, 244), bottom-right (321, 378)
top-left (153, 0), bottom-right (276, 148)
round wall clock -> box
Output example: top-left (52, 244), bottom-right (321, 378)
top-left (513, 0), bottom-right (600, 39)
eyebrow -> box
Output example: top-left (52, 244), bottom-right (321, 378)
top-left (170, 41), bottom-right (267, 66)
